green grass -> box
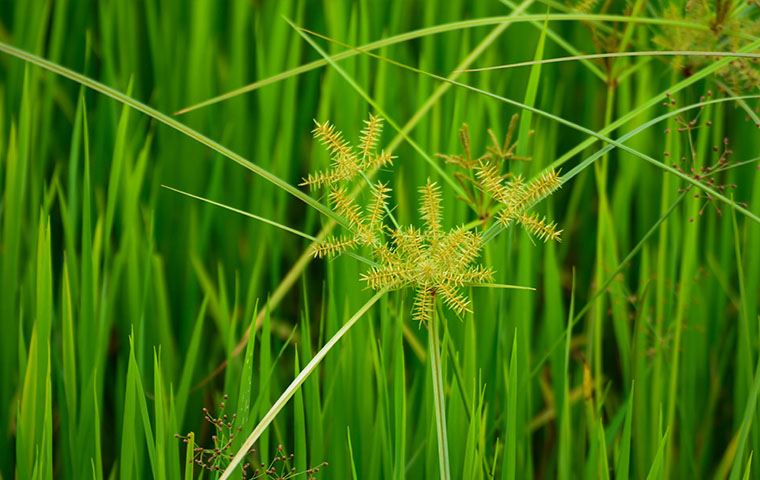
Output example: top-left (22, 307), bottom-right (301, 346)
top-left (0, 1), bottom-right (759, 479)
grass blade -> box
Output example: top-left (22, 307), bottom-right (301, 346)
top-left (646, 428), bottom-right (670, 480)
top-left (615, 384), bottom-right (634, 480)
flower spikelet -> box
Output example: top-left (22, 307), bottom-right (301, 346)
top-left (329, 187), bottom-right (364, 230)
top-left (359, 114), bottom-right (384, 163)
top-left (516, 212), bottom-right (562, 242)
top-left (420, 179), bottom-right (443, 239)
top-left (313, 120), bottom-right (355, 161)
top-left (522, 170), bottom-right (562, 206)
top-left (475, 161), bottom-right (511, 204)
top-left (367, 182), bottom-right (390, 237)
top-left (361, 264), bottom-right (410, 291)
top-left (413, 288), bottom-right (436, 324)
top-left (306, 115), bottom-right (395, 255)
top-left (492, 169), bottom-right (562, 241)
top-left (368, 150), bottom-right (395, 170)
top-left (438, 283), bottom-right (471, 315)
top-left (313, 236), bottom-right (359, 258)
top-left (301, 120), bottom-right (362, 189)
top-left (392, 226), bottom-right (425, 259)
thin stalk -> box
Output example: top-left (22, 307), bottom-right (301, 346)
top-left (727, 204), bottom-right (756, 478)
top-left (161, 185), bottom-right (378, 267)
top-left (162, 185), bottom-right (318, 242)
top-left (460, 51), bottom-right (760, 72)
top-left (430, 304), bottom-right (451, 480)
top-left (654, 72), bottom-right (680, 473)
top-left (590, 79), bottom-right (617, 419)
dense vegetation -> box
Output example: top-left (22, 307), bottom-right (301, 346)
top-left (0, 0), bottom-right (759, 478)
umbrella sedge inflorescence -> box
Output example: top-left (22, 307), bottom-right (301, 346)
top-left (303, 114), bottom-right (562, 323)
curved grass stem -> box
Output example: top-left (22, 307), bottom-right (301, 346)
top-left (459, 50), bottom-right (760, 72)
top-left (161, 184), bottom-right (378, 267)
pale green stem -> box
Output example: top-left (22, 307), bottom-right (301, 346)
top-left (430, 305), bottom-right (451, 480)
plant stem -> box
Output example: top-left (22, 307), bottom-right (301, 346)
top-left (429, 305), bottom-right (451, 480)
